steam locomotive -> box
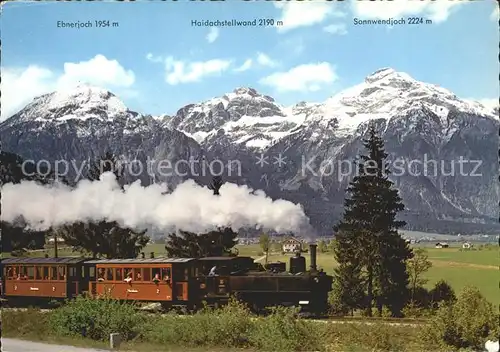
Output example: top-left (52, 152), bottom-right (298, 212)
top-left (1, 244), bottom-right (333, 314)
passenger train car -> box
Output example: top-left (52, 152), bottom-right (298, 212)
top-left (1, 244), bottom-right (333, 314)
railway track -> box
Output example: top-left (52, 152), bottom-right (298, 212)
top-left (1, 306), bottom-right (429, 326)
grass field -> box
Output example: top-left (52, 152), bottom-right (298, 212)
top-left (237, 243), bottom-right (499, 306)
top-left (3, 242), bottom-right (498, 305)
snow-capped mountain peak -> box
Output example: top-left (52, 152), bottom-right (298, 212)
top-left (9, 84), bottom-right (130, 125)
top-left (364, 67), bottom-right (413, 84)
top-left (167, 86), bottom-right (292, 148)
top-left (2, 67), bottom-right (499, 235)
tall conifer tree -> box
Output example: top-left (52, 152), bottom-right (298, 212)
top-left (334, 126), bottom-right (412, 316)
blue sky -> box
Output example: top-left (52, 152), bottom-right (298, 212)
top-left (2, 0), bottom-right (498, 119)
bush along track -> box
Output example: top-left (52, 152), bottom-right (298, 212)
top-left (3, 286), bottom-right (499, 352)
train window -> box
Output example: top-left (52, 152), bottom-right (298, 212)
top-left (115, 268), bottom-right (123, 281)
top-left (58, 266), bottom-right (66, 280)
top-left (162, 268), bottom-right (171, 282)
top-left (142, 268), bottom-right (150, 281)
top-left (50, 267), bottom-right (58, 280)
top-left (89, 267), bottom-right (96, 279)
top-left (69, 267), bottom-right (77, 278)
top-left (124, 268), bottom-right (133, 283)
top-left (20, 267), bottom-right (28, 280)
top-left (27, 266), bottom-right (35, 280)
top-left (43, 267), bottom-right (49, 280)
top-left (152, 268), bottom-right (161, 282)
top-left (172, 266), bottom-right (187, 281)
top-left (12, 266), bottom-right (19, 280)
top-left (124, 268), bottom-right (132, 279)
top-left (97, 268), bottom-right (105, 281)
top-left (6, 267), bottom-right (13, 280)
top-left (106, 268), bottom-right (114, 281)
top-left (35, 266), bottom-right (42, 280)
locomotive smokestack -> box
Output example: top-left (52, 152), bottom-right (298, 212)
top-left (309, 243), bottom-right (317, 271)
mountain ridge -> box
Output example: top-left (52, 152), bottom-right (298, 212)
top-left (2, 67), bottom-right (499, 235)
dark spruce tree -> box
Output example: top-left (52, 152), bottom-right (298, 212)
top-left (165, 176), bottom-right (238, 258)
top-left (334, 126), bottom-right (412, 317)
top-left (58, 152), bottom-right (149, 258)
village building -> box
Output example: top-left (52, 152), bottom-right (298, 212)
top-left (282, 237), bottom-right (303, 253)
top-left (435, 242), bottom-right (449, 249)
top-left (462, 242), bottom-right (472, 249)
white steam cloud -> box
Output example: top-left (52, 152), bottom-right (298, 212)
top-left (2, 172), bottom-right (313, 235)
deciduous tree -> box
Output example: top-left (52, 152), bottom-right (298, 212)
top-left (165, 176), bottom-right (238, 258)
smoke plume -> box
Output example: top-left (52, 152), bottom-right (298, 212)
top-left (2, 172), bottom-right (313, 234)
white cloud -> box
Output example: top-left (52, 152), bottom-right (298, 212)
top-left (323, 23), bottom-right (347, 35)
top-left (275, 2), bottom-right (344, 32)
top-left (163, 56), bottom-right (232, 85)
top-left (1, 55), bottom-right (135, 120)
top-left (491, 5), bottom-right (499, 21)
top-left (259, 62), bottom-right (338, 92)
top-left (352, 0), bottom-right (466, 23)
top-left (233, 59), bottom-right (253, 72)
top-left (57, 54), bottom-right (135, 89)
top-left (206, 27), bottom-right (219, 43)
top-left (256, 52), bottom-right (277, 68)
top-left (232, 53), bottom-right (277, 73)
top-left (2, 66), bottom-right (55, 120)
top-left (146, 52), bottom-right (163, 63)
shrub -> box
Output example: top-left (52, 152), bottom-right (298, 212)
top-left (429, 280), bottom-right (456, 309)
top-left (2, 308), bottom-right (52, 338)
top-left (141, 298), bottom-right (252, 348)
top-left (49, 295), bottom-right (144, 341)
top-left (326, 322), bottom-right (426, 352)
top-left (402, 300), bottom-right (432, 318)
top-left (328, 285), bottom-right (351, 316)
top-left (412, 286), bottom-right (431, 308)
top-left (248, 306), bottom-right (326, 351)
top-left (420, 286), bottom-right (498, 350)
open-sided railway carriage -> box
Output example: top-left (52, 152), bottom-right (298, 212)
top-left (86, 257), bottom-right (196, 309)
top-left (1, 244), bottom-right (333, 314)
top-left (1, 257), bottom-right (93, 305)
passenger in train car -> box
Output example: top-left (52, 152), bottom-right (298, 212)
top-left (136, 271), bottom-right (142, 280)
top-left (153, 273), bottom-right (160, 283)
top-left (162, 268), bottom-right (170, 282)
top-left (209, 265), bottom-right (217, 276)
top-left (124, 270), bottom-right (133, 283)
top-left (98, 268), bottom-right (105, 281)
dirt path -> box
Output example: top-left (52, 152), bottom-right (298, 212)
top-left (1, 339), bottom-right (108, 352)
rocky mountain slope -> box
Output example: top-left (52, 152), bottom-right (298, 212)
top-left (1, 69), bottom-right (498, 235)
top-left (0, 86), bottom-right (205, 188)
